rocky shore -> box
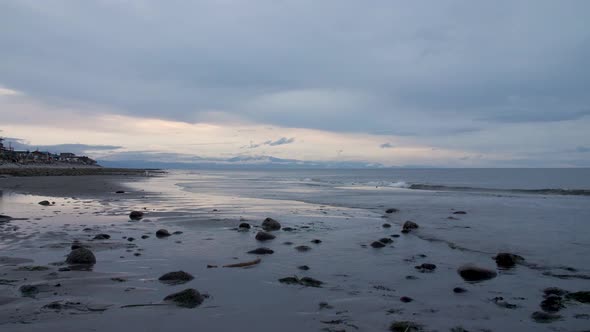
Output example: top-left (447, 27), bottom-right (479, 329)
top-left (0, 164), bottom-right (163, 177)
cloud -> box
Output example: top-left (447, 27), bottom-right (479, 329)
top-left (2, 137), bottom-right (122, 155)
top-left (265, 137), bottom-right (295, 146)
top-left (380, 142), bottom-right (394, 149)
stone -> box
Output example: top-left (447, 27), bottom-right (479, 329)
top-left (400, 296), bottom-right (413, 303)
top-left (389, 321), bottom-right (423, 332)
top-left (163, 288), bottom-right (204, 308)
top-left (415, 263), bottom-right (437, 272)
top-left (543, 287), bottom-right (567, 297)
top-left (494, 253), bottom-right (524, 268)
top-left (298, 265), bottom-right (310, 271)
top-left (141, 235), bottom-right (150, 239)
top-left (129, 211), bottom-right (144, 220)
top-left (19, 285), bottom-right (39, 297)
top-left (541, 295), bottom-right (564, 312)
top-left (261, 217), bottom-right (281, 231)
top-left (370, 241), bottom-right (386, 248)
top-left (156, 229), bottom-right (171, 238)
top-left (127, 237), bottom-right (135, 242)
top-left (566, 291), bottom-right (590, 303)
top-left (93, 234), bottom-right (110, 240)
top-left (311, 239), bottom-right (322, 244)
top-left (402, 221), bottom-right (419, 233)
top-left (279, 276), bottom-right (323, 287)
top-left (386, 208), bottom-right (399, 214)
top-left (282, 227), bottom-right (295, 232)
top-left (531, 311), bottom-right (561, 323)
top-left (453, 211), bottom-right (467, 215)
top-left (382, 223), bottom-right (392, 228)
top-left (66, 247), bottom-right (96, 265)
top-left (255, 231), bottom-right (276, 241)
top-left (295, 245), bottom-right (311, 252)
top-left (238, 222), bottom-right (251, 229)
top-left (247, 247), bottom-right (274, 255)
top-left (115, 190), bottom-right (125, 194)
top-left (453, 287), bottom-right (467, 293)
top-left (379, 238), bottom-right (393, 244)
top-left (159, 271), bottom-right (194, 285)
top-left (39, 200), bottom-right (51, 206)
top-left (457, 265), bottom-right (497, 282)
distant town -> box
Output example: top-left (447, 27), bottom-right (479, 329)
top-left (0, 137), bottom-right (97, 166)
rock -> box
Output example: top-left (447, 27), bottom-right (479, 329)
top-left (531, 311), bottom-right (561, 323)
top-left (247, 248), bottom-right (274, 255)
top-left (457, 264), bottom-right (497, 282)
top-left (115, 190), bottom-right (125, 194)
top-left (295, 245), bottom-right (311, 252)
top-left (156, 229), bottom-right (171, 238)
top-left (311, 239), bottom-right (322, 244)
top-left (298, 265), bottom-right (310, 271)
top-left (163, 288), bottom-right (204, 308)
top-left (541, 295), bottom-right (564, 312)
top-left (282, 227), bottom-right (295, 232)
top-left (379, 238), bottom-right (393, 244)
top-left (415, 263), bottom-right (437, 272)
top-left (159, 271), bottom-right (195, 285)
top-left (278, 277), bottom-right (300, 285)
top-left (370, 241), bottom-right (386, 248)
top-left (566, 291), bottom-right (590, 303)
top-left (255, 231), bottom-right (276, 241)
top-left (66, 248), bottom-right (96, 265)
top-left (494, 253), bottom-right (524, 268)
top-left (129, 211), bottom-right (144, 220)
top-left (93, 234), bottom-right (111, 240)
top-left (386, 208), bottom-right (399, 214)
top-left (238, 223), bottom-right (251, 229)
top-left (38, 200), bottom-right (51, 206)
top-left (400, 296), bottom-right (413, 303)
top-left (402, 221), bottom-right (419, 233)
top-left (127, 237), bottom-right (135, 242)
top-left (389, 321), bottom-right (423, 332)
top-left (0, 215), bottom-right (13, 222)
top-left (453, 287), bottom-right (467, 293)
top-left (141, 235), bottom-right (150, 239)
top-left (382, 223), bottom-right (391, 228)
top-left (261, 217), bottom-right (281, 231)
top-left (543, 287), bottom-right (567, 297)
top-left (453, 211), bottom-right (467, 215)
top-left (279, 276), bottom-right (323, 287)
top-left (19, 285), bottom-right (39, 297)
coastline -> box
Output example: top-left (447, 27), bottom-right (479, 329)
top-left (0, 164), bottom-right (164, 177)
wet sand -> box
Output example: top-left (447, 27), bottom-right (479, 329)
top-left (0, 172), bottom-right (589, 331)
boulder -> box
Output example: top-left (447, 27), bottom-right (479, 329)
top-left (129, 211), bottom-right (144, 220)
top-left (261, 217), bottom-right (281, 231)
top-left (238, 222), bottom-right (251, 229)
top-left (159, 271), bottom-right (194, 285)
top-left (457, 264), bottom-right (497, 282)
top-left (382, 223), bottom-right (392, 228)
top-left (494, 253), bottom-right (524, 268)
top-left (163, 288), bottom-right (204, 308)
top-left (38, 200), bottom-right (51, 206)
top-left (402, 221), bottom-right (419, 233)
top-left (66, 248), bottom-right (96, 265)
top-left (255, 231), bottom-right (276, 241)
top-left (247, 247), bottom-right (274, 255)
top-left (156, 229), bottom-right (171, 238)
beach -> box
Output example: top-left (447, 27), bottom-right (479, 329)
top-left (1, 169), bottom-right (589, 331)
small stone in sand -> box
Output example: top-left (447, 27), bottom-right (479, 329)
top-left (255, 231), bottom-right (276, 241)
top-left (247, 248), bottom-right (274, 255)
top-left (156, 229), bottom-right (171, 238)
top-left (163, 288), bottom-right (204, 308)
top-left (93, 234), bottom-right (111, 240)
top-left (261, 217), bottom-right (281, 231)
top-left (311, 239), bottom-right (322, 244)
top-left (66, 247), bottom-right (96, 265)
top-left (566, 291), bottom-right (590, 303)
top-left (298, 265), bottom-right (310, 271)
top-left (453, 211), bottom-right (467, 215)
top-left (282, 227), bottom-right (295, 232)
top-left (415, 263), bottom-right (437, 273)
top-left (382, 223), bottom-right (391, 228)
top-left (141, 235), bottom-right (150, 239)
top-left (127, 237), bottom-right (135, 242)
top-left (279, 276), bottom-right (323, 287)
top-left (295, 245), bottom-right (311, 252)
top-left (541, 295), bottom-right (564, 312)
top-left (531, 311), bottom-right (561, 323)
top-left (129, 211), bottom-right (144, 220)
top-left (400, 296), bottom-right (413, 303)
top-left (371, 241), bottom-right (386, 248)
top-left (494, 252), bottom-right (524, 268)
top-left (38, 200), bottom-right (51, 206)
top-left (115, 190), bottom-right (125, 194)
top-left (173, 231), bottom-right (183, 235)
top-left (19, 285), bottom-right (39, 297)
top-left (379, 238), bottom-right (393, 244)
top-left (389, 321), bottom-right (423, 331)
top-left (386, 208), bottom-right (399, 214)
top-left (402, 221), bottom-right (419, 233)
top-left (457, 265), bottom-right (497, 282)
top-left (159, 271), bottom-right (195, 285)
top-left (453, 287), bottom-right (467, 293)
top-left (238, 223), bottom-right (251, 229)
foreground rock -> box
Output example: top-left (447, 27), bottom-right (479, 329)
top-left (66, 247), bottom-right (96, 265)
top-left (156, 229), bottom-right (171, 238)
top-left (457, 264), bottom-right (497, 282)
top-left (494, 253), bottom-right (524, 268)
top-left (415, 263), bottom-right (437, 273)
top-left (129, 211), bottom-right (144, 220)
top-left (389, 321), bottom-right (423, 331)
top-left (93, 234), bottom-right (111, 240)
top-left (255, 231), bottom-right (276, 241)
top-left (371, 241), bottom-right (386, 248)
top-left (159, 271), bottom-right (194, 285)
top-left (402, 221), bottom-right (419, 233)
top-left (531, 311), bottom-right (561, 323)
top-left (566, 291), bottom-right (590, 303)
top-left (238, 222), bottom-right (251, 230)
top-left (279, 276), bottom-right (323, 287)
top-left (163, 288), bottom-right (204, 308)
top-left (247, 248), bottom-right (274, 255)
top-left (0, 215), bottom-right (13, 222)
top-left (38, 200), bottom-right (51, 206)
top-left (386, 208), bottom-right (399, 214)
top-left (261, 217), bottom-right (281, 231)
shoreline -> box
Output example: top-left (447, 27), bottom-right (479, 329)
top-left (0, 165), bottom-right (164, 177)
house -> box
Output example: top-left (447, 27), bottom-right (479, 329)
top-left (59, 153), bottom-right (76, 162)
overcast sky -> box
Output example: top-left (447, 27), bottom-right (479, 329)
top-left (1, 0), bottom-right (589, 167)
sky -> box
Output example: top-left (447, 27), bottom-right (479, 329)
top-left (1, 0), bottom-right (589, 167)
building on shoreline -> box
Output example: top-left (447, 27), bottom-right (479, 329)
top-left (0, 137), bottom-right (97, 166)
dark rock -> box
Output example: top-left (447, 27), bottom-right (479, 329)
top-left (159, 271), bottom-right (194, 285)
top-left (261, 217), bottom-right (281, 231)
top-left (255, 231), bottom-right (276, 241)
top-left (382, 223), bottom-right (392, 228)
top-left (492, 296), bottom-right (518, 309)
top-left (370, 241), bottom-right (386, 248)
top-left (247, 247), bottom-right (274, 255)
top-left (541, 295), bottom-right (564, 312)
top-left (283, 241), bottom-right (293, 245)
top-left (400, 296), bottom-right (413, 303)
top-left (531, 311), bottom-right (561, 323)
top-left (115, 190), bottom-right (125, 194)
top-left (0, 215), bottom-right (13, 222)
top-left (379, 238), bottom-right (393, 244)
top-left (238, 222), bottom-right (251, 229)
top-left (319, 302), bottom-right (333, 310)
top-left (402, 221), bottom-right (419, 233)
top-left (386, 208), bottom-right (399, 214)
top-left (391, 234), bottom-right (400, 238)
top-left (278, 277), bottom-right (300, 285)
top-left (127, 237), bottom-right (135, 242)
top-left (457, 264), bottom-right (497, 282)
top-left (19, 285), bottom-right (39, 297)
top-left (566, 291), bottom-right (590, 303)
top-left (282, 227), bottom-right (295, 232)
top-left (93, 234), bottom-right (111, 240)
top-left (453, 287), bottom-right (467, 293)
top-left (173, 231), bottom-right (183, 235)
top-left (543, 287), bottom-right (567, 297)
top-left (415, 263), bottom-right (437, 272)
top-left (129, 211), bottom-right (144, 220)
top-left (295, 245), bottom-right (311, 252)
top-left (163, 288), bottom-right (204, 308)
top-left (298, 265), bottom-right (310, 271)
top-left (141, 235), bottom-right (150, 239)
top-left (278, 276), bottom-right (323, 287)
top-left (66, 248), bottom-right (96, 265)
top-left (389, 321), bottom-right (423, 332)
top-left (494, 253), bottom-right (524, 268)
top-left (453, 211), bottom-right (467, 215)
top-left (156, 229), bottom-right (171, 238)
top-left (38, 200), bottom-right (51, 206)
